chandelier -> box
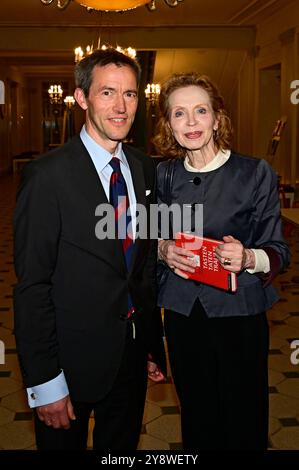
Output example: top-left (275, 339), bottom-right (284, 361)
top-left (74, 43), bottom-right (136, 63)
top-left (39, 0), bottom-right (184, 12)
top-left (48, 84), bottom-right (63, 104)
top-left (145, 83), bottom-right (160, 103)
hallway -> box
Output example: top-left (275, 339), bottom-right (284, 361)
top-left (0, 174), bottom-right (299, 450)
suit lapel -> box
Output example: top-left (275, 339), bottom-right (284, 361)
top-left (68, 138), bottom-right (150, 276)
top-left (71, 137), bottom-right (107, 205)
top-left (69, 136), bottom-right (126, 274)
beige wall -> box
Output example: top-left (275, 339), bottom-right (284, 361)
top-left (254, 1), bottom-right (299, 184)
top-left (228, 0), bottom-right (299, 184)
top-left (257, 66), bottom-right (281, 159)
top-left (230, 52), bottom-right (255, 156)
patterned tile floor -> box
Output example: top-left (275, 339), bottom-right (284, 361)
top-left (0, 174), bottom-right (299, 450)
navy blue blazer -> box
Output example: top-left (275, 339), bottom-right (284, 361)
top-left (157, 152), bottom-right (290, 317)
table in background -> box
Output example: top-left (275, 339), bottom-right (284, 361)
top-left (281, 208), bottom-right (299, 230)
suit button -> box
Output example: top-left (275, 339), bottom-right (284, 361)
top-left (193, 176), bottom-right (201, 185)
top-left (119, 314), bottom-right (127, 321)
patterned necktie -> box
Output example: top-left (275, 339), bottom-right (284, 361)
top-left (109, 157), bottom-right (134, 317)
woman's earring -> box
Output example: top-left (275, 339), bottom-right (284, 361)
top-left (213, 128), bottom-right (218, 140)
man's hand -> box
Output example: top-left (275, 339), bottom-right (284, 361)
top-left (36, 395), bottom-right (76, 429)
top-left (147, 361), bottom-right (165, 383)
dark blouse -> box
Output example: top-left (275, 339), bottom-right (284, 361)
top-left (157, 152), bottom-right (290, 317)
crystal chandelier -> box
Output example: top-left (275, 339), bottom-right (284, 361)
top-left (74, 43), bottom-right (136, 63)
top-left (147, 0), bottom-right (184, 10)
top-left (48, 84), bottom-right (63, 104)
top-left (39, 0), bottom-right (184, 12)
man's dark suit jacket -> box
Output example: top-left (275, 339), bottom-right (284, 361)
top-left (13, 135), bottom-right (166, 403)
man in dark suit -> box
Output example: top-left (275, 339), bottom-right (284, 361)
top-left (13, 47), bottom-right (165, 450)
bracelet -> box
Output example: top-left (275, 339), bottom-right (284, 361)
top-left (243, 248), bottom-right (256, 270)
top-left (158, 240), bottom-right (172, 262)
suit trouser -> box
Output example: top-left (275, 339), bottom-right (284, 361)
top-left (34, 319), bottom-right (148, 450)
top-left (164, 299), bottom-right (269, 451)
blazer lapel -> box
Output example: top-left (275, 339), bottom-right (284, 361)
top-left (68, 136), bottom-right (126, 274)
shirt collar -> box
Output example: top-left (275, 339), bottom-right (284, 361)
top-left (184, 149), bottom-right (231, 173)
top-left (80, 125), bottom-right (128, 172)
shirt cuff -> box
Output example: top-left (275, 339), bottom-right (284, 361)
top-left (246, 249), bottom-right (270, 274)
top-left (27, 370), bottom-right (69, 408)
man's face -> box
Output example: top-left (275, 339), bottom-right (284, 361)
top-left (75, 63), bottom-right (138, 153)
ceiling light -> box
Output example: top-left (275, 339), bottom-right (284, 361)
top-left (40, 0), bottom-right (149, 11)
top-left (40, 0), bottom-right (184, 12)
top-left (74, 43), bottom-right (136, 62)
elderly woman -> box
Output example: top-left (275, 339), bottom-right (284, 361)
top-left (154, 73), bottom-right (289, 450)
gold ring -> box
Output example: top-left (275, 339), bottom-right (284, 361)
top-left (223, 258), bottom-right (231, 266)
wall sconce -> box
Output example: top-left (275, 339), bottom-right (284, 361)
top-left (48, 84), bottom-right (63, 104)
top-left (145, 83), bottom-right (160, 104)
top-left (64, 96), bottom-right (76, 108)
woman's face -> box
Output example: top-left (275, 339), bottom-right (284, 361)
top-left (168, 85), bottom-right (218, 153)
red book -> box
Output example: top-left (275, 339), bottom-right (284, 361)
top-left (175, 232), bottom-right (237, 292)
